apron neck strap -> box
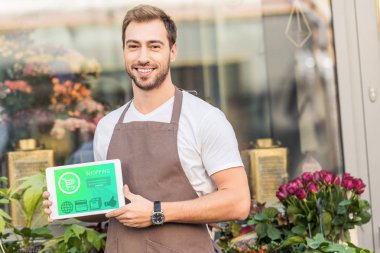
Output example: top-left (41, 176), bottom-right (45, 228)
top-left (171, 87), bottom-right (183, 124)
top-left (117, 101), bottom-right (132, 124)
top-left (117, 87), bottom-right (183, 124)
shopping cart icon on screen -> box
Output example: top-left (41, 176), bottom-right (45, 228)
top-left (64, 178), bottom-right (76, 191)
top-left (58, 172), bottom-right (81, 194)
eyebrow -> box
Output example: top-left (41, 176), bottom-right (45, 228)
top-left (125, 40), bottom-right (165, 45)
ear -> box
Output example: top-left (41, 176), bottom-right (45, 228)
top-left (170, 43), bottom-right (178, 62)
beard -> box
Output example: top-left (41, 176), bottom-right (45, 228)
top-left (127, 59), bottom-right (170, 91)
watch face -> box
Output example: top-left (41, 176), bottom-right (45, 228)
top-left (151, 211), bottom-right (165, 225)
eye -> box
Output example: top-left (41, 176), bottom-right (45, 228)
top-left (127, 44), bottom-right (138, 49)
top-left (151, 44), bottom-right (161, 50)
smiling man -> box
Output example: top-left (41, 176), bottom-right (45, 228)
top-left (43, 4), bottom-right (250, 253)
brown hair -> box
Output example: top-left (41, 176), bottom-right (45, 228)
top-left (122, 5), bottom-right (177, 49)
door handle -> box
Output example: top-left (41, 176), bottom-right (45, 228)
top-left (369, 87), bottom-right (377, 102)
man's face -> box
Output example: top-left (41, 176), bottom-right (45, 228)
top-left (123, 20), bottom-right (177, 91)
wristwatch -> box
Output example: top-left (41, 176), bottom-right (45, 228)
top-left (151, 201), bottom-right (165, 225)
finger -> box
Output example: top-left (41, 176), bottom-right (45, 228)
top-left (44, 208), bottom-right (51, 215)
top-left (48, 217), bottom-right (53, 223)
top-left (123, 185), bottom-right (135, 199)
top-left (42, 191), bottom-right (50, 199)
top-left (43, 200), bottom-right (52, 207)
top-left (106, 206), bottom-right (127, 218)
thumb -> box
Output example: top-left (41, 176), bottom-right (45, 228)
top-left (123, 184), bottom-right (134, 199)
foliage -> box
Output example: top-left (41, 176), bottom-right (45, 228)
top-left (41, 223), bottom-right (106, 253)
top-left (216, 170), bottom-right (373, 253)
top-left (0, 172), bottom-right (52, 252)
top-left (0, 174), bottom-right (106, 253)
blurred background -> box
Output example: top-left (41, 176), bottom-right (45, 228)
top-left (0, 0), bottom-right (343, 177)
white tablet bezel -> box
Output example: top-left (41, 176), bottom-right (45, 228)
top-left (46, 159), bottom-right (125, 220)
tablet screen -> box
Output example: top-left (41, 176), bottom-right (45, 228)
top-left (46, 159), bottom-right (124, 219)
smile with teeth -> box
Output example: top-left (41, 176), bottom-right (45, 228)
top-left (137, 68), bottom-right (153, 73)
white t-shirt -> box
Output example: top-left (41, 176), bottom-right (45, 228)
top-left (93, 90), bottom-right (243, 196)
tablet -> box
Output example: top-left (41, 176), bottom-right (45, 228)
top-left (46, 159), bottom-right (125, 220)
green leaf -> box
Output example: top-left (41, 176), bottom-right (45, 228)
top-left (15, 227), bottom-right (31, 236)
top-left (64, 227), bottom-right (74, 243)
top-left (0, 177), bottom-right (8, 184)
top-left (31, 226), bottom-right (52, 238)
top-left (339, 200), bottom-right (351, 206)
top-left (255, 223), bottom-right (267, 238)
top-left (67, 247), bottom-right (78, 253)
top-left (337, 206), bottom-right (347, 215)
top-left (322, 212), bottom-right (332, 235)
top-left (246, 219), bottom-right (255, 225)
top-left (263, 207), bottom-right (279, 219)
top-left (71, 224), bottom-right (86, 238)
top-left (86, 229), bottom-right (97, 243)
top-left (254, 213), bottom-right (269, 221)
top-left (267, 226), bottom-right (282, 240)
top-left (0, 208), bottom-right (11, 220)
top-left (0, 217), bottom-right (6, 234)
top-left (291, 225), bottom-right (306, 235)
top-left (332, 216), bottom-right (344, 226)
top-left (359, 210), bottom-right (371, 224)
top-left (0, 198), bottom-right (9, 204)
top-left (23, 186), bottom-right (43, 218)
top-left (324, 243), bottom-right (356, 253)
top-left (11, 192), bottom-right (21, 200)
top-left (306, 238), bottom-right (322, 249)
top-left (280, 236), bottom-right (305, 248)
top-left (307, 210), bottom-right (316, 222)
top-left (287, 206), bottom-right (302, 215)
top-left (231, 222), bottom-right (242, 237)
top-left (359, 200), bottom-right (370, 209)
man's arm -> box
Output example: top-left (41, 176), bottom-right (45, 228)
top-left (106, 166), bottom-right (251, 227)
top-left (163, 166), bottom-right (250, 223)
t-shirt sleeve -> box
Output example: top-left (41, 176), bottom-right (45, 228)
top-left (93, 118), bottom-right (108, 162)
top-left (199, 108), bottom-right (243, 175)
top-left (93, 126), bottom-right (103, 162)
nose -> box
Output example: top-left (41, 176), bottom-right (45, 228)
top-left (137, 47), bottom-right (150, 64)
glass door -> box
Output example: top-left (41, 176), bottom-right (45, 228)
top-left (332, 0), bottom-right (380, 250)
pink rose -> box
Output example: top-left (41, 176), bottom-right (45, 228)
top-left (302, 172), bottom-right (313, 184)
top-left (295, 189), bottom-right (307, 200)
top-left (323, 173), bottom-right (334, 185)
top-left (313, 171), bottom-right (321, 182)
top-left (294, 178), bottom-right (304, 188)
top-left (334, 176), bottom-right (341, 186)
top-left (342, 178), bottom-right (354, 190)
top-left (353, 178), bottom-right (366, 195)
top-left (286, 182), bottom-right (299, 195)
top-left (276, 185), bottom-right (288, 201)
top-left (307, 183), bottom-right (319, 193)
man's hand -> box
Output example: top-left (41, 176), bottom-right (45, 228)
top-left (42, 191), bottom-right (54, 223)
top-left (106, 185), bottom-right (153, 228)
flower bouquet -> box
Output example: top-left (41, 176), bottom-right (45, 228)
top-left (216, 170), bottom-right (373, 253)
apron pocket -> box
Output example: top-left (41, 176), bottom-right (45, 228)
top-left (146, 239), bottom-right (180, 253)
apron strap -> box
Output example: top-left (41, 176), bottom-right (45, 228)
top-left (117, 101), bottom-right (132, 124)
top-left (171, 87), bottom-right (183, 124)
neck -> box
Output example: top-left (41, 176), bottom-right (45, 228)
top-left (132, 78), bottom-right (175, 115)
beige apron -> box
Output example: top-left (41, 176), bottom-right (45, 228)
top-left (105, 88), bottom-right (215, 253)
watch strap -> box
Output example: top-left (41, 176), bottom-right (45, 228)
top-left (154, 201), bottom-right (161, 212)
